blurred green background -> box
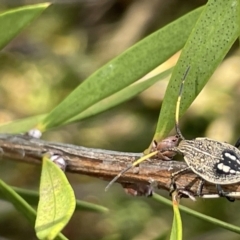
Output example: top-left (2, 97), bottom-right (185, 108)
top-left (0, 0), bottom-right (240, 239)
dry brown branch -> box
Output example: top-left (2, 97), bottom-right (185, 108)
top-left (0, 133), bottom-right (240, 199)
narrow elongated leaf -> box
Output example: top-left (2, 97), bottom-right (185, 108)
top-left (152, 193), bottom-right (240, 234)
top-left (0, 186), bottom-right (108, 213)
top-left (35, 155), bottom-right (76, 240)
top-left (38, 7), bottom-right (203, 131)
top-left (170, 193), bottom-right (182, 240)
top-left (74, 199), bottom-right (108, 213)
top-left (68, 67), bottom-right (173, 122)
top-left (0, 179), bottom-right (36, 224)
top-left (154, 0), bottom-right (240, 140)
top-left (0, 3), bottom-right (50, 50)
top-left (0, 114), bottom-right (45, 133)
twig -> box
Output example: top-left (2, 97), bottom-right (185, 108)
top-left (0, 133), bottom-right (239, 198)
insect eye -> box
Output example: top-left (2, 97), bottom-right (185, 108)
top-left (171, 135), bottom-right (179, 142)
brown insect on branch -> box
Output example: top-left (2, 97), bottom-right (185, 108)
top-left (0, 133), bottom-right (240, 199)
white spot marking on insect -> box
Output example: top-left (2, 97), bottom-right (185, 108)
top-left (230, 169), bottom-right (236, 174)
top-left (217, 163), bottom-right (223, 170)
top-left (224, 152), bottom-right (237, 161)
top-left (222, 165), bottom-right (231, 173)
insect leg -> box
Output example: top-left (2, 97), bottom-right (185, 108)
top-left (121, 182), bottom-right (153, 197)
top-left (198, 185), bottom-right (240, 200)
top-left (170, 167), bottom-right (190, 195)
top-left (169, 176), bottom-right (196, 201)
top-left (197, 178), bottom-right (205, 196)
top-left (216, 184), bottom-right (235, 202)
top-left (177, 189), bottom-right (196, 201)
top-left (157, 151), bottom-right (172, 160)
top-left (171, 167), bottom-right (190, 179)
top-left (234, 138), bottom-right (240, 148)
top-left (169, 179), bottom-right (177, 196)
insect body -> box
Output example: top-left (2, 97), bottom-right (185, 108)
top-left (171, 138), bottom-right (240, 185)
top-left (165, 66), bottom-right (240, 199)
top-left (106, 66), bottom-right (240, 199)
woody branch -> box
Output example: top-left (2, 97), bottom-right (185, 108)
top-left (0, 133), bottom-right (239, 198)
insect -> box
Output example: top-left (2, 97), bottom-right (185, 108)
top-left (106, 66), bottom-right (240, 200)
top-left (163, 66), bottom-right (240, 199)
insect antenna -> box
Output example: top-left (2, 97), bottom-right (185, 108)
top-left (175, 66), bottom-right (190, 140)
top-left (105, 150), bottom-right (158, 191)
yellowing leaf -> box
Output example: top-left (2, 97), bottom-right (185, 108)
top-left (35, 155), bottom-right (76, 240)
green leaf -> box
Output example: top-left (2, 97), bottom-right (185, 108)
top-left (154, 0), bottom-right (240, 140)
top-left (170, 193), bottom-right (182, 240)
top-left (152, 193), bottom-right (240, 234)
top-left (0, 179), bottom-right (36, 224)
top-left (0, 114), bottom-right (45, 133)
top-left (38, 7), bottom-right (203, 131)
top-left (35, 155), bottom-right (76, 240)
top-left (69, 67), bottom-right (173, 122)
top-left (74, 199), bottom-right (108, 213)
top-left (0, 3), bottom-right (50, 50)
top-left (0, 186), bottom-right (108, 213)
